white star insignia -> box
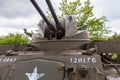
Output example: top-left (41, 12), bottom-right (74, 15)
top-left (25, 66), bottom-right (45, 80)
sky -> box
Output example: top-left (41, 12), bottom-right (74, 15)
top-left (0, 0), bottom-right (120, 36)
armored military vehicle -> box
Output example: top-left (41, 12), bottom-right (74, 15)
top-left (0, 0), bottom-right (120, 80)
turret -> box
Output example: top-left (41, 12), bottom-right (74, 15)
top-left (29, 0), bottom-right (90, 42)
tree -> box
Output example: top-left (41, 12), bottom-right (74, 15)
top-left (0, 33), bottom-right (29, 45)
top-left (59, 0), bottom-right (111, 40)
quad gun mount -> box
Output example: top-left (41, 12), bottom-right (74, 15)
top-left (28, 0), bottom-right (90, 51)
top-left (30, 0), bottom-right (65, 40)
top-left (29, 0), bottom-right (89, 41)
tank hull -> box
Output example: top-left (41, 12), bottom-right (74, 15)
top-left (0, 52), bottom-right (105, 80)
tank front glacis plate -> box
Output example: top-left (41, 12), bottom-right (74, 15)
top-left (0, 54), bottom-right (104, 80)
top-left (8, 59), bottom-right (64, 80)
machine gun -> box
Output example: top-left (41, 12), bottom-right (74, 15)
top-left (30, 0), bottom-right (65, 40)
top-left (45, 0), bottom-right (65, 39)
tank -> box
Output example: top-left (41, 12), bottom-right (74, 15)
top-left (0, 0), bottom-right (120, 80)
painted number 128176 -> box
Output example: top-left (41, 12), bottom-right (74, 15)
top-left (70, 57), bottom-right (96, 64)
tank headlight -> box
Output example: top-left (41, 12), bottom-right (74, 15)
top-left (79, 67), bottom-right (88, 78)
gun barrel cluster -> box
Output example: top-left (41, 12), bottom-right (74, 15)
top-left (30, 0), bottom-right (65, 40)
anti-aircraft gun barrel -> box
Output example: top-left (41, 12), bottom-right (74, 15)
top-left (45, 0), bottom-right (59, 25)
top-left (30, 0), bottom-right (56, 40)
top-left (30, 0), bottom-right (50, 25)
top-left (45, 0), bottom-right (65, 39)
